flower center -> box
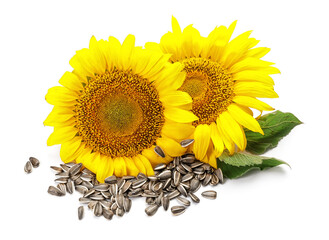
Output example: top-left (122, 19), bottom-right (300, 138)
top-left (180, 57), bottom-right (235, 126)
top-left (75, 69), bottom-right (165, 158)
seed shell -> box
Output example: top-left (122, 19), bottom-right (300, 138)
top-left (154, 145), bottom-right (165, 158)
top-left (24, 161), bottom-right (32, 174)
top-left (47, 186), bottom-right (64, 197)
top-left (29, 157), bottom-right (40, 168)
top-left (201, 190), bottom-right (217, 199)
top-left (171, 206), bottom-right (186, 216)
top-left (78, 206), bottom-right (84, 220)
top-left (145, 204), bottom-right (159, 216)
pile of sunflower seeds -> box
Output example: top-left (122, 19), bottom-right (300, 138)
top-left (47, 152), bottom-right (222, 220)
top-left (24, 157), bottom-right (40, 173)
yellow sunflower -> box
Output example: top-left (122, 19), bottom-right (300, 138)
top-left (44, 35), bottom-right (198, 182)
top-left (146, 17), bottom-right (279, 168)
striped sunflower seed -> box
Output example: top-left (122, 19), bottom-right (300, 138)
top-left (78, 206), bottom-right (84, 220)
top-left (180, 139), bottom-right (194, 148)
top-left (50, 166), bottom-right (62, 173)
top-left (154, 163), bottom-right (166, 171)
top-left (154, 145), bottom-right (165, 158)
top-left (66, 179), bottom-right (74, 194)
top-left (24, 161), bottom-right (32, 174)
top-left (94, 202), bottom-right (103, 217)
top-left (157, 170), bottom-right (171, 180)
top-left (123, 198), bottom-right (132, 212)
top-left (201, 190), bottom-right (217, 199)
top-left (105, 175), bottom-right (117, 184)
top-left (57, 183), bottom-right (66, 195)
top-left (188, 192), bottom-right (200, 203)
top-left (47, 186), bottom-right (65, 196)
top-left (93, 183), bottom-right (109, 191)
top-left (177, 197), bottom-right (191, 206)
top-left (103, 209), bottom-right (114, 220)
top-left (162, 196), bottom-right (170, 211)
top-left (68, 163), bottom-right (82, 176)
top-left (145, 204), bottom-right (159, 216)
top-left (75, 185), bottom-right (88, 194)
top-left (171, 206), bottom-right (186, 216)
top-left (29, 157), bottom-right (40, 168)
top-left (214, 168), bottom-right (224, 183)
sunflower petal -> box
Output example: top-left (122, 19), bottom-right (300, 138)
top-left (60, 137), bottom-right (83, 163)
top-left (234, 82), bottom-right (279, 98)
top-left (160, 91), bottom-right (192, 106)
top-left (161, 122), bottom-right (195, 140)
top-left (233, 95), bottom-right (274, 111)
top-left (156, 137), bottom-right (186, 157)
top-left (172, 16), bottom-right (182, 33)
top-left (210, 122), bottom-right (224, 155)
top-left (193, 124), bottom-right (211, 160)
top-left (124, 157), bottom-right (140, 176)
top-left (164, 107), bottom-right (198, 123)
top-left (227, 103), bottom-right (264, 134)
top-left (59, 72), bottom-right (85, 92)
top-left (114, 157), bottom-right (127, 177)
top-left (47, 126), bottom-right (77, 146)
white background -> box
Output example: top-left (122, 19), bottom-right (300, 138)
top-left (0, 0), bottom-right (328, 239)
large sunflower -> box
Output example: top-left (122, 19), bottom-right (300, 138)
top-left (45, 35), bottom-right (198, 182)
top-left (146, 17), bottom-right (279, 168)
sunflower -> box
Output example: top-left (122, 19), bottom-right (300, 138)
top-left (146, 17), bottom-right (279, 168)
top-left (44, 35), bottom-right (198, 182)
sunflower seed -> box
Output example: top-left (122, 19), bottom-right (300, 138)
top-left (173, 171), bottom-right (181, 187)
top-left (211, 174), bottom-right (219, 186)
top-left (78, 206), bottom-right (84, 220)
top-left (123, 198), bottom-right (132, 212)
top-left (121, 181), bottom-right (132, 193)
top-left (190, 178), bottom-right (200, 193)
top-left (137, 172), bottom-right (147, 179)
top-left (116, 208), bottom-right (125, 217)
top-left (162, 196), bottom-right (170, 210)
top-left (93, 183), bottom-right (109, 191)
top-left (74, 178), bottom-right (83, 185)
top-left (181, 163), bottom-right (192, 172)
top-left (181, 155), bottom-right (196, 163)
top-left (60, 164), bottom-right (70, 172)
top-left (171, 206), bottom-right (186, 216)
top-left (154, 163), bottom-right (166, 171)
top-left (173, 157), bottom-right (180, 167)
top-left (167, 190), bottom-right (180, 200)
top-left (66, 179), bottom-right (74, 194)
top-left (145, 204), bottom-right (159, 216)
top-left (90, 194), bottom-right (105, 201)
top-left (177, 197), bottom-right (191, 206)
top-left (50, 166), bottom-right (63, 173)
top-left (55, 177), bottom-right (68, 184)
top-left (176, 165), bottom-right (187, 175)
top-left (105, 175), bottom-right (117, 184)
top-left (88, 200), bottom-right (97, 210)
top-left (163, 178), bottom-right (171, 189)
top-left (100, 200), bottom-right (111, 209)
top-left (157, 169), bottom-right (171, 180)
top-left (79, 197), bottom-right (91, 204)
top-left (198, 172), bottom-right (206, 181)
top-left (70, 172), bottom-right (81, 181)
top-left (116, 193), bottom-right (124, 209)
top-left (190, 161), bottom-right (204, 168)
top-left (103, 209), bottom-right (114, 220)
top-left (188, 192), bottom-right (200, 203)
top-left (122, 175), bottom-right (135, 180)
top-left (29, 157), bottom-right (40, 168)
top-left (154, 145), bottom-right (165, 158)
top-left (146, 197), bottom-right (155, 204)
top-left (80, 174), bottom-right (93, 182)
top-left (69, 163), bottom-right (82, 176)
top-left (82, 168), bottom-right (94, 175)
top-left (180, 181), bottom-right (190, 190)
top-left (201, 190), bottom-right (217, 199)
top-left (65, 162), bottom-right (75, 167)
top-left (57, 183), bottom-right (66, 195)
top-left (180, 139), bottom-right (194, 148)
top-left (152, 182), bottom-right (163, 192)
top-left (117, 179), bottom-right (125, 190)
top-left (83, 189), bottom-right (95, 197)
top-left (214, 168), bottom-right (224, 183)
top-left (177, 184), bottom-right (188, 197)
top-left (94, 202), bottom-right (103, 217)
top-left (55, 171), bottom-right (69, 177)
top-left (111, 203), bottom-right (118, 211)
top-left (202, 173), bottom-right (212, 186)
top-left (101, 191), bottom-right (111, 199)
top-left (81, 181), bottom-right (93, 189)
top-left (148, 175), bottom-right (158, 181)
top-left (75, 185), bottom-right (88, 194)
top-left (24, 161), bottom-right (32, 173)
top-left (132, 178), bottom-right (147, 189)
top-left (47, 186), bottom-right (64, 196)
top-left (193, 167), bottom-right (205, 175)
top-left (181, 172), bottom-right (194, 182)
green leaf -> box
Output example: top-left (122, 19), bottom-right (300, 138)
top-left (245, 111), bottom-right (302, 155)
top-left (219, 151), bottom-right (262, 167)
top-left (217, 157), bottom-right (289, 179)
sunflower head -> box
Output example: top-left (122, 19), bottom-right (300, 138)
top-left (146, 17), bottom-right (279, 168)
top-left (45, 35), bottom-right (198, 182)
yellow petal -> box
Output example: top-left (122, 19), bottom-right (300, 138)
top-left (89, 36), bottom-right (107, 74)
top-left (172, 16), bottom-right (182, 33)
top-left (156, 137), bottom-right (186, 157)
top-left (246, 47), bottom-right (271, 58)
top-left (233, 70), bottom-right (274, 85)
top-left (120, 34), bottom-right (135, 70)
top-left (58, 71), bottom-right (85, 92)
top-left (44, 106), bottom-right (75, 127)
top-left (138, 154), bottom-right (155, 176)
top-left (230, 57), bottom-right (275, 73)
top-left (234, 82), bottom-right (279, 98)
top-left (161, 122), bottom-right (195, 140)
top-left (124, 157), bottom-right (140, 177)
top-left (193, 124), bottom-right (211, 160)
top-left (60, 137), bottom-right (83, 163)
top-left (217, 111), bottom-right (246, 150)
top-left (133, 155), bottom-right (146, 173)
top-left (160, 91), bottom-right (192, 107)
top-left (233, 95), bottom-right (274, 111)
top-left (142, 148), bottom-right (172, 166)
top-left (210, 122), bottom-right (224, 155)
top-left (216, 121), bottom-right (235, 154)
top-left (164, 107), bottom-right (198, 123)
top-left (96, 155), bottom-right (114, 183)
top-left (114, 157), bottom-right (127, 177)
top-left (47, 126), bottom-right (77, 146)
top-left (45, 86), bottom-right (77, 106)
top-left (227, 103), bottom-right (264, 134)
